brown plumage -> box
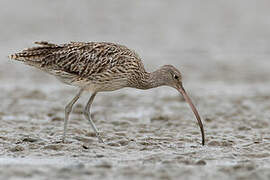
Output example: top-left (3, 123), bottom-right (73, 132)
top-left (9, 41), bottom-right (205, 145)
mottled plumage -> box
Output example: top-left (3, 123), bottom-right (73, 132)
top-left (9, 41), bottom-right (205, 145)
top-left (10, 41), bottom-right (148, 92)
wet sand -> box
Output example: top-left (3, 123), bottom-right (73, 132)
top-left (1, 1), bottom-right (270, 179)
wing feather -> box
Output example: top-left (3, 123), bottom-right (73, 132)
top-left (10, 41), bottom-right (145, 81)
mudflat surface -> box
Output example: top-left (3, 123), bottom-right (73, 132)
top-left (0, 1), bottom-right (270, 179)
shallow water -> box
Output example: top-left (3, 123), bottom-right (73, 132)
top-left (1, 0), bottom-right (270, 179)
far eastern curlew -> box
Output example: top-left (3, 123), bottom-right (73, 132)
top-left (9, 41), bottom-right (205, 145)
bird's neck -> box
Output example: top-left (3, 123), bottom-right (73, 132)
top-left (134, 69), bottom-right (165, 90)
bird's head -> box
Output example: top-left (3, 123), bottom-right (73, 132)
top-left (157, 65), bottom-right (205, 145)
top-left (158, 65), bottom-right (183, 89)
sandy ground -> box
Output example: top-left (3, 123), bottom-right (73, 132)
top-left (1, 1), bottom-right (270, 179)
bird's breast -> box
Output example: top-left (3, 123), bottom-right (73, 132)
top-left (83, 76), bottom-right (129, 92)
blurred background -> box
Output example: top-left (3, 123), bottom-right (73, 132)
top-left (1, 0), bottom-right (270, 86)
top-left (0, 1), bottom-right (270, 179)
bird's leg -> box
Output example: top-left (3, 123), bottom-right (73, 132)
top-left (62, 89), bottom-right (84, 142)
top-left (84, 92), bottom-right (104, 143)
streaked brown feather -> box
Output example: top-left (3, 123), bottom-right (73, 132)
top-left (9, 41), bottom-right (147, 91)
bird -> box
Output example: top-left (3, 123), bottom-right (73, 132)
top-left (9, 41), bottom-right (205, 145)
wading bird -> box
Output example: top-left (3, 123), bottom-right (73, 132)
top-left (9, 41), bottom-right (205, 145)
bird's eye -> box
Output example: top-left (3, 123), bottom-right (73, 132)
top-left (173, 74), bottom-right (179, 80)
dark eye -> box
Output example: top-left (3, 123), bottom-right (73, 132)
top-left (173, 74), bottom-right (179, 79)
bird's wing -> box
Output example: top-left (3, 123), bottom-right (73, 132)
top-left (10, 41), bottom-right (145, 78)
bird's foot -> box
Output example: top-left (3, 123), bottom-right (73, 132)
top-left (96, 132), bottom-right (104, 143)
top-left (61, 134), bottom-right (66, 143)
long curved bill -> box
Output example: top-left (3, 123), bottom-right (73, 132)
top-left (177, 84), bottom-right (205, 145)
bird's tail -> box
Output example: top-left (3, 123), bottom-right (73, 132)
top-left (9, 41), bottom-right (60, 63)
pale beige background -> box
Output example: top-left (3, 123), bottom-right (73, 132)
top-left (0, 1), bottom-right (269, 180)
